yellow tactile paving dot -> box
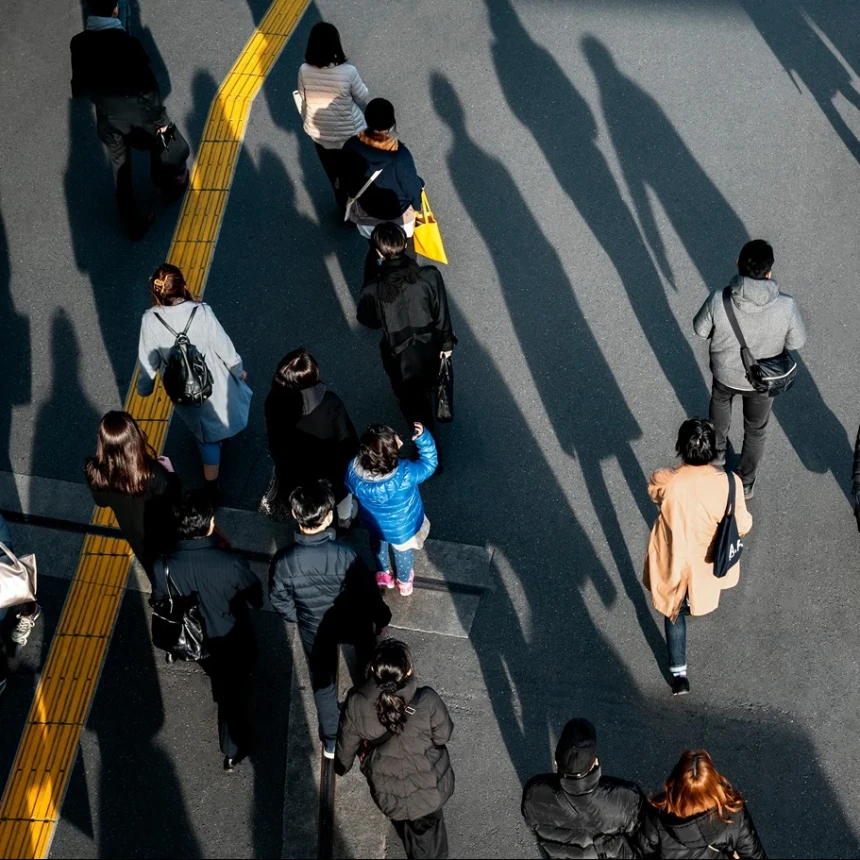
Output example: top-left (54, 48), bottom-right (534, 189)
top-left (0, 0), bottom-right (311, 855)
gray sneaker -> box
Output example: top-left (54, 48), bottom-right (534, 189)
top-left (11, 605), bottom-right (41, 647)
top-left (743, 478), bottom-right (756, 500)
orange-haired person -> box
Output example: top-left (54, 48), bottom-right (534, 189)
top-left (642, 750), bottom-right (766, 858)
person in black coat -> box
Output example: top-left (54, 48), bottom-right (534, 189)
top-left (336, 639), bottom-right (454, 859)
top-left (641, 749), bottom-right (766, 859)
top-left (153, 491), bottom-right (263, 771)
top-left (264, 349), bottom-right (358, 528)
top-left (522, 718), bottom-right (647, 859)
top-left (357, 223), bottom-right (456, 440)
top-left (269, 480), bottom-right (391, 758)
top-left (70, 0), bottom-right (188, 238)
top-left (86, 411), bottom-right (181, 583)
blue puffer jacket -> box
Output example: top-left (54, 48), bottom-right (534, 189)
top-left (345, 431), bottom-right (437, 544)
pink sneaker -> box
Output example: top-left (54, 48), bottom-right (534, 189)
top-left (376, 571), bottom-right (395, 589)
top-left (397, 572), bottom-right (415, 597)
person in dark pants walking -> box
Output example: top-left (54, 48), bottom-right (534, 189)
top-left (693, 240), bottom-right (806, 499)
top-left (357, 223), bottom-right (456, 444)
top-left (522, 718), bottom-right (648, 858)
top-left (70, 0), bottom-right (188, 239)
top-left (336, 639), bottom-right (454, 859)
top-left (153, 491), bottom-right (263, 771)
top-left (269, 480), bottom-right (391, 759)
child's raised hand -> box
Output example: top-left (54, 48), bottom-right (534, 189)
top-left (412, 423), bottom-right (424, 440)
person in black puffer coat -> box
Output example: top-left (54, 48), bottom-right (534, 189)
top-left (265, 349), bottom-right (359, 527)
top-left (641, 749), bottom-right (766, 859)
top-left (336, 639), bottom-right (454, 859)
top-left (522, 718), bottom-right (647, 859)
top-left (358, 222), bottom-right (456, 440)
top-left (269, 481), bottom-right (391, 759)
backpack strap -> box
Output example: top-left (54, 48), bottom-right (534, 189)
top-left (154, 304), bottom-right (199, 339)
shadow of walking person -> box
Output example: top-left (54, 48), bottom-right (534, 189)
top-left (740, 0), bottom-right (860, 164)
top-left (582, 36), bottom-right (747, 291)
top-left (431, 72), bottom-right (669, 676)
top-left (484, 0), bottom-right (708, 416)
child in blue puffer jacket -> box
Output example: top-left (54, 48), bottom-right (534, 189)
top-left (345, 423), bottom-right (437, 596)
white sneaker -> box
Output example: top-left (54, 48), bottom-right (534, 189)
top-left (11, 606), bottom-right (41, 647)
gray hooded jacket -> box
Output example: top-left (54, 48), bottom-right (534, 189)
top-left (693, 275), bottom-right (806, 391)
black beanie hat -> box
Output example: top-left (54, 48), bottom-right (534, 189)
top-left (365, 98), bottom-right (396, 132)
top-left (555, 718), bottom-right (598, 776)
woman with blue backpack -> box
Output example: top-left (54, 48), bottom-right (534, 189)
top-left (345, 423), bottom-right (437, 596)
top-left (137, 263), bottom-right (252, 502)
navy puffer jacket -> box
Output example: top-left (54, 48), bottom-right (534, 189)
top-left (335, 676), bottom-right (454, 821)
top-left (345, 430), bottom-right (437, 544)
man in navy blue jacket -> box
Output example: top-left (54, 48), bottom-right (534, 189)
top-left (269, 480), bottom-right (390, 758)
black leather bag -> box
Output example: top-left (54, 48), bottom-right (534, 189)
top-left (150, 561), bottom-right (209, 662)
top-left (722, 287), bottom-right (797, 396)
top-left (436, 355), bottom-right (454, 423)
top-left (153, 122), bottom-right (190, 182)
top-left (154, 306), bottom-right (214, 406)
top-left (713, 470), bottom-right (744, 579)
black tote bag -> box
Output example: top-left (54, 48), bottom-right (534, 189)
top-left (436, 355), bottom-right (454, 423)
top-left (150, 560), bottom-right (209, 662)
top-left (713, 470), bottom-right (744, 579)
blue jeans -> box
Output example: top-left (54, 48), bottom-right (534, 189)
top-left (665, 600), bottom-right (690, 675)
top-left (370, 538), bottom-right (414, 583)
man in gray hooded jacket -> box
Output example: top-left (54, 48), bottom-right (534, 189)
top-left (693, 240), bottom-right (806, 498)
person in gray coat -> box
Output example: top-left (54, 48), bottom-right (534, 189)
top-left (693, 240), bottom-right (806, 498)
top-left (336, 639), bottom-right (454, 859)
top-left (137, 264), bottom-right (252, 500)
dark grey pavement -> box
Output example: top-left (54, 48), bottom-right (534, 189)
top-left (1, 0), bottom-right (860, 857)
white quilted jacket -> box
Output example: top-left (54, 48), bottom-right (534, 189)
top-left (297, 62), bottom-right (369, 149)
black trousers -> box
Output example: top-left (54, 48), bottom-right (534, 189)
top-left (391, 376), bottom-right (436, 436)
top-left (201, 651), bottom-right (255, 759)
top-left (314, 143), bottom-right (347, 209)
top-left (393, 808), bottom-right (449, 859)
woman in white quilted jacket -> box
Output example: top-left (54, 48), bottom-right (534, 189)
top-left (298, 22), bottom-right (369, 211)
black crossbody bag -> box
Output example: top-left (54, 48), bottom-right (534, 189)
top-left (150, 560), bottom-right (209, 662)
top-left (721, 286), bottom-right (797, 397)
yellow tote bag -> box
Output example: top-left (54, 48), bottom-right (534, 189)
top-left (413, 188), bottom-right (448, 264)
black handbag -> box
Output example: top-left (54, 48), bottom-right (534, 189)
top-left (153, 122), bottom-right (190, 182)
top-left (713, 470), bottom-right (744, 579)
top-left (436, 355), bottom-right (454, 423)
top-left (722, 287), bottom-right (797, 396)
top-left (150, 560), bottom-right (209, 662)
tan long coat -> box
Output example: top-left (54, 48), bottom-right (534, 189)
top-left (643, 465), bottom-right (752, 619)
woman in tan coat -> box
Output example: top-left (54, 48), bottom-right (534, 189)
top-left (644, 419), bottom-right (752, 696)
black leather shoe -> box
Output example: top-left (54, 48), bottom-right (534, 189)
top-left (223, 757), bottom-right (235, 771)
top-left (671, 675), bottom-right (691, 696)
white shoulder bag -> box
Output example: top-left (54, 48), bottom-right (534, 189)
top-left (0, 541), bottom-right (37, 610)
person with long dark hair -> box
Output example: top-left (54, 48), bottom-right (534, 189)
top-left (357, 223), bottom-right (456, 442)
top-left (642, 750), bottom-right (766, 858)
top-left (86, 410), bottom-right (180, 579)
top-left (137, 263), bottom-right (252, 502)
top-left (643, 419), bottom-right (752, 696)
top-left (264, 348), bottom-right (358, 528)
top-left (341, 99), bottom-right (424, 281)
top-left (345, 423), bottom-right (437, 596)
top-left (297, 22), bottom-right (369, 211)
top-left (336, 639), bottom-right (454, 859)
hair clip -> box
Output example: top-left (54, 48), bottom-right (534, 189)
top-left (153, 278), bottom-right (166, 288)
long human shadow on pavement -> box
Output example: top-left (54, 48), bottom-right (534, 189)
top-left (583, 35), bottom-right (854, 502)
top-left (484, 0), bottom-right (707, 417)
top-left (431, 73), bottom-right (667, 676)
top-left (0, 203), bottom-right (30, 502)
top-left (740, 0), bottom-right (860, 164)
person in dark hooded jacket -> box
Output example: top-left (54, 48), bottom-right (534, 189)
top-left (264, 349), bottom-right (358, 527)
top-left (357, 223), bottom-right (456, 439)
top-left (641, 749), bottom-right (766, 859)
top-left (336, 639), bottom-right (454, 859)
top-left (521, 718), bottom-right (647, 859)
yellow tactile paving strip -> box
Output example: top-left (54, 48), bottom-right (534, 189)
top-left (0, 1), bottom-right (310, 855)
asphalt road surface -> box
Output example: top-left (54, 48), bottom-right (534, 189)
top-left (1, 0), bottom-right (860, 857)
